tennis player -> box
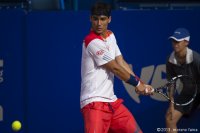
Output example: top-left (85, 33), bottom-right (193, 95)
top-left (165, 28), bottom-right (200, 133)
top-left (80, 2), bottom-right (153, 133)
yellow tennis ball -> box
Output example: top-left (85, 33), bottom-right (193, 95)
top-left (12, 120), bottom-right (21, 132)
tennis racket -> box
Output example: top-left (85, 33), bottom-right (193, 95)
top-left (152, 75), bottom-right (197, 106)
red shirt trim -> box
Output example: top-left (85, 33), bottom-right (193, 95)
top-left (84, 30), bottom-right (113, 48)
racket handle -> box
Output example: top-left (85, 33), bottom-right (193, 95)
top-left (145, 88), bottom-right (155, 93)
top-left (152, 88), bottom-right (159, 93)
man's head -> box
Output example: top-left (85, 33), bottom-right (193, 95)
top-left (169, 28), bottom-right (190, 42)
top-left (91, 2), bottom-right (111, 18)
top-left (90, 2), bottom-right (111, 36)
top-left (169, 28), bottom-right (190, 53)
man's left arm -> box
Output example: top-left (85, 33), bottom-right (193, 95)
top-left (115, 55), bottom-right (153, 94)
top-left (115, 55), bottom-right (135, 76)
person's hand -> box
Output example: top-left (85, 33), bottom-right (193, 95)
top-left (135, 82), bottom-right (153, 95)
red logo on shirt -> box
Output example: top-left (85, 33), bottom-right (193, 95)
top-left (96, 50), bottom-right (104, 56)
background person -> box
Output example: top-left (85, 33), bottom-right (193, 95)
top-left (165, 28), bottom-right (200, 133)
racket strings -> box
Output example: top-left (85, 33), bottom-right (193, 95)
top-left (172, 76), bottom-right (197, 105)
top-left (154, 75), bottom-right (197, 106)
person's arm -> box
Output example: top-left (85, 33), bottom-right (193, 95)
top-left (115, 55), bottom-right (135, 76)
top-left (166, 60), bottom-right (175, 111)
top-left (108, 34), bottom-right (152, 94)
top-left (194, 52), bottom-right (200, 77)
top-left (102, 59), bottom-right (130, 81)
top-left (102, 59), bottom-right (152, 94)
top-left (115, 55), bottom-right (153, 94)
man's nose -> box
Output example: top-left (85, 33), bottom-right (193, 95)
top-left (97, 20), bottom-right (102, 25)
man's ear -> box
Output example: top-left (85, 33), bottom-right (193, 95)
top-left (108, 16), bottom-right (111, 23)
top-left (185, 40), bottom-right (189, 46)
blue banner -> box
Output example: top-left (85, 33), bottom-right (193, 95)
top-left (0, 10), bottom-right (200, 133)
top-left (0, 10), bottom-right (27, 133)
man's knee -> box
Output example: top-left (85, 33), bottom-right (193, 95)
top-left (166, 114), bottom-right (175, 125)
top-left (165, 112), bottom-right (180, 125)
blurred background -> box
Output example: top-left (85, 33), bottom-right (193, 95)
top-left (0, 0), bottom-right (200, 10)
top-left (0, 0), bottom-right (200, 133)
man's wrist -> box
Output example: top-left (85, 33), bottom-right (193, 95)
top-left (126, 75), bottom-right (139, 87)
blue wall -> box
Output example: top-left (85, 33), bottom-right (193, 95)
top-left (0, 10), bottom-right (27, 133)
top-left (0, 10), bottom-right (200, 133)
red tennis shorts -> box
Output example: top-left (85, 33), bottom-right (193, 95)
top-left (81, 99), bottom-right (142, 133)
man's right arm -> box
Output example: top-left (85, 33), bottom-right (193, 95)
top-left (102, 60), bottom-right (152, 94)
top-left (103, 59), bottom-right (130, 81)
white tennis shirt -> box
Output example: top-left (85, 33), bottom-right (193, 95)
top-left (80, 30), bottom-right (121, 108)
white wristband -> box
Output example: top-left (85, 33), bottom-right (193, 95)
top-left (136, 81), bottom-right (141, 87)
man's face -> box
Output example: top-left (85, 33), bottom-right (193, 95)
top-left (90, 15), bottom-right (111, 35)
top-left (172, 39), bottom-right (188, 53)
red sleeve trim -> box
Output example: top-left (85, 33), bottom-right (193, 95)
top-left (84, 31), bottom-right (103, 48)
top-left (83, 30), bottom-right (113, 48)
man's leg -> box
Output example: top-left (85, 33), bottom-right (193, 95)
top-left (81, 102), bottom-right (112, 133)
top-left (166, 107), bottom-right (183, 133)
top-left (108, 103), bottom-right (142, 133)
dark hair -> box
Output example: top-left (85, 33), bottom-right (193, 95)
top-left (91, 2), bottom-right (111, 17)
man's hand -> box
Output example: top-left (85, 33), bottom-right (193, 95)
top-left (135, 83), bottom-right (153, 95)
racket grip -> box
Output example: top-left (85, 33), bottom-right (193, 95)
top-left (145, 88), bottom-right (155, 93)
top-left (152, 88), bottom-right (159, 93)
